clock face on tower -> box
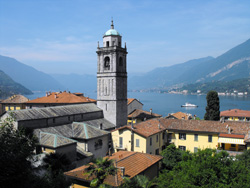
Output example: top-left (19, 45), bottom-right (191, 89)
top-left (96, 20), bottom-right (128, 128)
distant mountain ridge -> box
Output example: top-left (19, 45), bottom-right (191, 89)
top-left (129, 38), bottom-right (250, 90)
top-left (0, 55), bottom-right (64, 91)
top-left (0, 70), bottom-right (32, 98)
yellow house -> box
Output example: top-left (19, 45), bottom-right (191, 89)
top-left (164, 118), bottom-right (249, 153)
top-left (1, 95), bottom-right (29, 114)
top-left (112, 118), bottom-right (168, 155)
top-left (113, 118), bottom-right (250, 155)
top-left (220, 109), bottom-right (250, 122)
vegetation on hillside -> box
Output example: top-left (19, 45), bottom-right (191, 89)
top-left (180, 78), bottom-right (250, 94)
top-left (0, 70), bottom-right (32, 98)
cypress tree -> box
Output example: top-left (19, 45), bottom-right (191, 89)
top-left (204, 90), bottom-right (220, 120)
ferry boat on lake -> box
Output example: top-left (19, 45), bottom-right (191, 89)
top-left (181, 102), bottom-right (198, 107)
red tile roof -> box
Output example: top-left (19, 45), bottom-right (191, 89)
top-left (26, 91), bottom-right (96, 104)
top-left (64, 151), bottom-right (162, 187)
top-left (220, 109), bottom-right (250, 118)
top-left (219, 133), bottom-right (245, 139)
top-left (1, 95), bottom-right (29, 103)
top-left (166, 112), bottom-right (191, 120)
top-left (127, 98), bottom-right (143, 105)
top-left (113, 118), bottom-right (250, 139)
top-left (128, 109), bottom-right (162, 119)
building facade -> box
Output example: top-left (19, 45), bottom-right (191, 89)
top-left (96, 20), bottom-right (127, 128)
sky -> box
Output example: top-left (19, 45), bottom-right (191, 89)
top-left (0, 0), bottom-right (250, 75)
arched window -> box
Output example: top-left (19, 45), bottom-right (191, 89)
top-left (119, 57), bottom-right (123, 66)
top-left (104, 57), bottom-right (110, 70)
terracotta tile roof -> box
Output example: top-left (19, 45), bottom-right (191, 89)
top-left (1, 95), bottom-right (29, 103)
top-left (112, 118), bottom-right (170, 137)
top-left (113, 118), bottom-right (250, 139)
top-left (219, 133), bottom-right (245, 139)
top-left (220, 109), bottom-right (250, 118)
top-left (128, 109), bottom-right (162, 119)
top-left (26, 91), bottom-right (96, 104)
top-left (166, 112), bottom-right (191, 120)
top-left (127, 98), bottom-right (143, 105)
top-left (64, 151), bottom-right (162, 187)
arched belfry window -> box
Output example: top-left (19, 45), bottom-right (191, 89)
top-left (104, 57), bottom-right (110, 70)
top-left (119, 57), bottom-right (123, 66)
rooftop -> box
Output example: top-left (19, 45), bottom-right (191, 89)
top-left (5, 103), bottom-right (102, 121)
top-left (220, 109), bottom-right (250, 118)
top-left (127, 98), bottom-right (143, 105)
top-left (1, 95), bottom-right (29, 104)
top-left (128, 109), bottom-right (162, 119)
top-left (26, 91), bottom-right (96, 104)
top-left (166, 112), bottom-right (191, 120)
top-left (64, 151), bottom-right (162, 187)
top-left (104, 20), bottom-right (120, 36)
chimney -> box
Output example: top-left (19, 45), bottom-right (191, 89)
top-left (46, 92), bottom-right (48, 97)
top-left (150, 108), bottom-right (152, 115)
top-left (131, 120), bottom-right (134, 129)
top-left (158, 123), bottom-right (160, 129)
top-left (99, 123), bottom-right (103, 130)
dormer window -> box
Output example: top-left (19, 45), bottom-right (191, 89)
top-left (104, 57), bottom-right (110, 70)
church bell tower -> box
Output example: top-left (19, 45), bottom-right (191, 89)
top-left (96, 20), bottom-right (127, 128)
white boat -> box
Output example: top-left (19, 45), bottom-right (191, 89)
top-left (181, 102), bottom-right (198, 107)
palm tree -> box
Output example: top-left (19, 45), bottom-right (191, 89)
top-left (85, 157), bottom-right (117, 188)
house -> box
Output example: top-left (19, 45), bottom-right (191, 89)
top-left (112, 118), bottom-right (168, 155)
top-left (64, 151), bottom-right (163, 187)
top-left (164, 119), bottom-right (250, 153)
top-left (113, 118), bottom-right (250, 156)
top-left (127, 109), bottom-right (162, 124)
top-left (25, 91), bottom-right (96, 109)
top-left (220, 109), bottom-right (250, 122)
top-left (127, 98), bottom-right (143, 115)
top-left (1, 103), bottom-right (115, 166)
top-left (0, 94), bottom-right (29, 115)
top-left (165, 112), bottom-right (192, 120)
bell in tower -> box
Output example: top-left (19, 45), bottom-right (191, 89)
top-left (96, 20), bottom-right (128, 128)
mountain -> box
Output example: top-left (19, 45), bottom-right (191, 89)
top-left (0, 55), bottom-right (64, 91)
top-left (180, 78), bottom-right (250, 94)
top-left (129, 39), bottom-right (250, 90)
top-left (0, 70), bottom-right (32, 98)
top-left (51, 73), bottom-right (96, 93)
top-left (128, 56), bottom-right (214, 89)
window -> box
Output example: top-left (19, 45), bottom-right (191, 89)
top-left (53, 118), bottom-right (55, 124)
top-left (150, 137), bottom-right (152, 146)
top-left (95, 139), bottom-right (103, 150)
top-left (104, 57), bottom-right (110, 70)
top-left (156, 135), bottom-right (159, 142)
top-left (179, 146), bottom-right (186, 151)
top-left (136, 139), bottom-right (140, 147)
top-left (162, 145), bottom-right (166, 151)
top-left (68, 116), bottom-right (70, 121)
top-left (106, 41), bottom-right (109, 47)
top-left (194, 147), bottom-right (198, 153)
top-left (119, 137), bottom-right (123, 148)
top-left (119, 57), bottom-right (123, 66)
top-left (162, 132), bottom-right (165, 139)
top-left (155, 149), bottom-right (159, 155)
top-left (179, 133), bottom-right (186, 140)
top-left (208, 135), bottom-right (212, 142)
top-left (231, 144), bottom-right (236, 147)
top-left (194, 134), bottom-right (198, 141)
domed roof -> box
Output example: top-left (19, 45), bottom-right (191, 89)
top-left (104, 20), bottom-right (121, 36)
top-left (104, 29), bottom-right (120, 36)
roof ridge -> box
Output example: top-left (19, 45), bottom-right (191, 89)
top-left (116, 152), bottom-right (137, 163)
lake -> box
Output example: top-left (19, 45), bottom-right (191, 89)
top-left (26, 91), bottom-right (250, 119)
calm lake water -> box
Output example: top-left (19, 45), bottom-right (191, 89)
top-left (26, 91), bottom-right (250, 119)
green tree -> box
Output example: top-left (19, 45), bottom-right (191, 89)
top-left (160, 144), bottom-right (185, 171)
top-left (0, 115), bottom-right (38, 187)
top-left (85, 157), bottom-right (117, 187)
top-left (120, 175), bottom-right (156, 188)
top-left (42, 153), bottom-right (72, 188)
top-left (204, 90), bottom-right (220, 120)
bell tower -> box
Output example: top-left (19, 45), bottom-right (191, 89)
top-left (96, 20), bottom-right (127, 128)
